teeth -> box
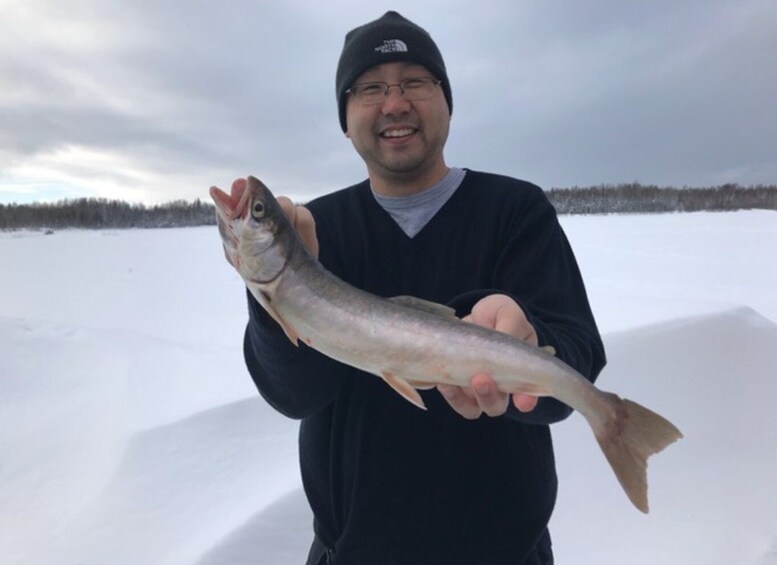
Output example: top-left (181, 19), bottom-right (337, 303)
top-left (383, 128), bottom-right (414, 138)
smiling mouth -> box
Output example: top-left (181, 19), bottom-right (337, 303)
top-left (380, 127), bottom-right (417, 139)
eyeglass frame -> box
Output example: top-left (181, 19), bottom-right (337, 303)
top-left (345, 77), bottom-right (443, 105)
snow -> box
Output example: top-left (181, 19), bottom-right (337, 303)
top-left (1, 210), bottom-right (776, 564)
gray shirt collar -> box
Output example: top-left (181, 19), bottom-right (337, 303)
top-left (371, 168), bottom-right (466, 238)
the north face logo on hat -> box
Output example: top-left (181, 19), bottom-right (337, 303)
top-left (375, 39), bottom-right (408, 53)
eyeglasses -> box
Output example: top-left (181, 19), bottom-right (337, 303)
top-left (346, 78), bottom-right (442, 106)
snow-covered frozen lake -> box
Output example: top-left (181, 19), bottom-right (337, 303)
top-left (2, 210), bottom-right (776, 564)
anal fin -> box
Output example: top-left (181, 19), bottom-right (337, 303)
top-left (406, 379), bottom-right (437, 390)
top-left (381, 372), bottom-right (427, 410)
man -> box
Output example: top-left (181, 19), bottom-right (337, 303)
top-left (235, 11), bottom-right (605, 564)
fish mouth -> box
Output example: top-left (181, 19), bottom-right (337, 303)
top-left (209, 179), bottom-right (253, 221)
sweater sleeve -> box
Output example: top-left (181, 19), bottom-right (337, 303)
top-left (243, 288), bottom-right (348, 419)
top-left (449, 187), bottom-right (606, 425)
top-left (241, 190), bottom-right (358, 420)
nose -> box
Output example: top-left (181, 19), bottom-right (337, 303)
top-left (381, 85), bottom-right (412, 115)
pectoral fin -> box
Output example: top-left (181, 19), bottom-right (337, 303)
top-left (252, 287), bottom-right (299, 346)
top-left (381, 372), bottom-right (427, 410)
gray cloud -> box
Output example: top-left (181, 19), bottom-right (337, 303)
top-left (1, 0), bottom-right (775, 204)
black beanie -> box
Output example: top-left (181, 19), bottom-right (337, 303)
top-left (335, 11), bottom-right (453, 132)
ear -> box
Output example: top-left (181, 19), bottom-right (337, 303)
top-left (344, 129), bottom-right (351, 139)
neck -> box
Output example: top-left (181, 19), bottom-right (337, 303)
top-left (369, 161), bottom-right (450, 197)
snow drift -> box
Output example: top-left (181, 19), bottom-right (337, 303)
top-left (1, 211), bottom-right (776, 564)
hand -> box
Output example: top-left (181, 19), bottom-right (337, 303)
top-left (437, 294), bottom-right (540, 419)
top-left (275, 195), bottom-right (319, 258)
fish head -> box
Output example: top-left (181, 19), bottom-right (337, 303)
top-left (209, 176), bottom-right (297, 283)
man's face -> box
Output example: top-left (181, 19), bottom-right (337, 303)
top-left (345, 62), bottom-right (450, 188)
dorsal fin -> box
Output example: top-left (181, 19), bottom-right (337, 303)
top-left (389, 296), bottom-right (458, 319)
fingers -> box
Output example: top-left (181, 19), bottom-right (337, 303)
top-left (438, 374), bottom-right (510, 419)
top-left (513, 393), bottom-right (539, 413)
top-left (438, 385), bottom-right (482, 420)
top-left (276, 197), bottom-right (319, 258)
top-left (277, 197), bottom-right (297, 224)
top-left (294, 206), bottom-right (319, 258)
top-left (470, 374), bottom-right (510, 417)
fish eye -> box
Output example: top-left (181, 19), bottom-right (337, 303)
top-left (251, 200), bottom-right (266, 219)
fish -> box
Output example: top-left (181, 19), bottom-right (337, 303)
top-left (209, 175), bottom-right (683, 513)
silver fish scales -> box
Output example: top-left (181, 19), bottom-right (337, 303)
top-left (211, 176), bottom-right (683, 513)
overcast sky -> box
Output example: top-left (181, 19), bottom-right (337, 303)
top-left (2, 0), bottom-right (775, 204)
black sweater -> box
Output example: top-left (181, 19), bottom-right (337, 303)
top-left (244, 170), bottom-right (606, 564)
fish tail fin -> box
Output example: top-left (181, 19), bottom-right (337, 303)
top-left (589, 393), bottom-right (683, 513)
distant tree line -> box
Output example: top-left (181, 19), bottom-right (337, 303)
top-left (546, 182), bottom-right (777, 215)
top-left (1, 183), bottom-right (776, 230)
top-left (0, 197), bottom-right (216, 230)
